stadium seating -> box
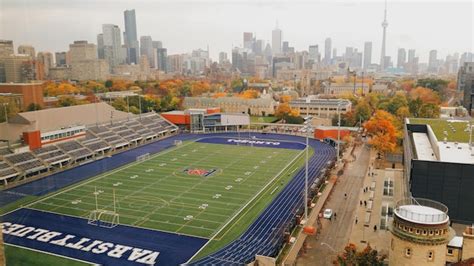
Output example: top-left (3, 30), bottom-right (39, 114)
top-left (1, 112), bottom-right (178, 188)
top-left (32, 145), bottom-right (71, 167)
top-left (3, 152), bottom-right (48, 176)
top-left (57, 141), bottom-right (94, 162)
top-left (0, 160), bottom-right (19, 185)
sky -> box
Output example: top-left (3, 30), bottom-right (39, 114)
top-left (1, 0), bottom-right (473, 63)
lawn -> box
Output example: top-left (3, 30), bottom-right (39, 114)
top-left (409, 118), bottom-right (474, 143)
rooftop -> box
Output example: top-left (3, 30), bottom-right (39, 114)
top-left (448, 236), bottom-right (463, 248)
top-left (409, 118), bottom-right (473, 143)
top-left (412, 132), bottom-right (437, 161)
top-left (395, 198), bottom-right (449, 225)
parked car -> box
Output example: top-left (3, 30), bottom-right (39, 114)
top-left (323, 208), bottom-right (333, 219)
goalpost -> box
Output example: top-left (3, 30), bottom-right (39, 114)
top-left (136, 153), bottom-right (150, 162)
top-left (88, 187), bottom-right (120, 228)
top-left (174, 140), bottom-right (183, 146)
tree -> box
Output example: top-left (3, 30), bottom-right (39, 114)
top-left (409, 87), bottom-right (440, 104)
top-left (26, 103), bottom-right (42, 111)
top-left (354, 100), bottom-right (371, 122)
top-left (0, 97), bottom-right (20, 122)
top-left (57, 96), bottom-right (78, 107)
top-left (111, 98), bottom-right (127, 112)
top-left (419, 103), bottom-right (440, 118)
top-left (239, 89), bottom-right (259, 99)
top-left (364, 110), bottom-right (400, 154)
top-left (334, 243), bottom-right (386, 266)
top-left (105, 80), bottom-right (113, 89)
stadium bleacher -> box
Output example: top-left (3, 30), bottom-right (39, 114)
top-left (32, 145), bottom-right (71, 166)
top-left (4, 152), bottom-right (48, 177)
top-left (0, 112), bottom-right (178, 187)
top-left (57, 141), bottom-right (94, 162)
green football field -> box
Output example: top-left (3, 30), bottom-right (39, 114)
top-left (26, 141), bottom-right (303, 239)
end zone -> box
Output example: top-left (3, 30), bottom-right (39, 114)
top-left (2, 208), bottom-right (208, 265)
top-left (196, 137), bottom-right (307, 150)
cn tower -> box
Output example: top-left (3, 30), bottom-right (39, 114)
top-left (380, 0), bottom-right (388, 71)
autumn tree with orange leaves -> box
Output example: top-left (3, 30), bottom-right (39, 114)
top-left (334, 243), bottom-right (386, 266)
top-left (364, 110), bottom-right (400, 155)
top-left (239, 89), bottom-right (259, 99)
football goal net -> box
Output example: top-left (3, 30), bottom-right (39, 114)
top-left (136, 153), bottom-right (150, 162)
top-left (88, 187), bottom-right (120, 228)
top-left (174, 140), bottom-right (183, 146)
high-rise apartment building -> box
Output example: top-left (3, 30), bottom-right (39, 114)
top-left (219, 52), bottom-right (228, 64)
top-left (55, 52), bottom-right (67, 67)
top-left (37, 52), bottom-right (54, 77)
top-left (156, 48), bottom-right (167, 72)
top-left (459, 62), bottom-right (474, 113)
top-left (324, 38), bottom-right (332, 65)
top-left (68, 40), bottom-right (109, 80)
top-left (429, 50), bottom-right (438, 72)
top-left (397, 48), bottom-right (406, 69)
top-left (272, 25), bottom-right (282, 55)
top-left (363, 42), bottom-right (372, 69)
top-left (243, 32), bottom-right (253, 50)
top-left (124, 9), bottom-right (139, 64)
top-left (308, 45), bottom-right (320, 64)
top-left (0, 54), bottom-right (32, 83)
top-left (102, 24), bottom-right (125, 68)
top-left (97, 34), bottom-right (105, 59)
top-left (17, 45), bottom-right (36, 59)
top-left (69, 41), bottom-right (98, 64)
top-left (0, 40), bottom-right (14, 57)
top-left (140, 36), bottom-right (154, 68)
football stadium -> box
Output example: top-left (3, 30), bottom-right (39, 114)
top-left (0, 105), bottom-right (336, 265)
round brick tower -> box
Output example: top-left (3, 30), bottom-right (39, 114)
top-left (389, 198), bottom-right (452, 266)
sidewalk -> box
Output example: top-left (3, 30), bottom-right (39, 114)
top-left (282, 144), bottom-right (360, 265)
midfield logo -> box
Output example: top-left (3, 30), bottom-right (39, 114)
top-left (184, 168), bottom-right (217, 177)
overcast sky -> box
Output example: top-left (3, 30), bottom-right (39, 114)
top-left (1, 0), bottom-right (473, 63)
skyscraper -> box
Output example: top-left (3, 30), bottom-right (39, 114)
top-left (380, 0), bottom-right (388, 71)
top-left (324, 38), bottom-right (332, 65)
top-left (407, 49), bottom-right (416, 64)
top-left (309, 45), bottom-right (320, 63)
top-left (69, 41), bottom-right (98, 64)
top-left (363, 42), bottom-right (372, 69)
top-left (397, 48), bottom-right (406, 69)
top-left (102, 24), bottom-right (125, 68)
top-left (219, 52), bottom-right (228, 64)
top-left (156, 48), bottom-right (167, 72)
top-left (429, 50), bottom-right (438, 72)
top-left (272, 24), bottom-right (282, 55)
top-left (243, 32), bottom-right (253, 50)
top-left (140, 36), bottom-right (154, 68)
top-left (124, 9), bottom-right (139, 65)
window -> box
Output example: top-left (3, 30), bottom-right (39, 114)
top-left (427, 251), bottom-right (434, 261)
top-left (447, 248), bottom-right (453, 255)
top-left (391, 239), bottom-right (394, 251)
top-left (405, 248), bottom-right (412, 257)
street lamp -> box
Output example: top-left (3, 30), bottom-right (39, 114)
top-left (336, 101), bottom-right (342, 164)
top-left (302, 97), bottom-right (312, 223)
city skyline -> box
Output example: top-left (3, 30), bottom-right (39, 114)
top-left (1, 0), bottom-right (472, 62)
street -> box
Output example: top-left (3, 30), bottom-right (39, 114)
top-left (296, 144), bottom-right (370, 266)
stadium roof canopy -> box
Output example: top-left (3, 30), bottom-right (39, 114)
top-left (1, 102), bottom-right (130, 142)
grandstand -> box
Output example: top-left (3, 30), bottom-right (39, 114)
top-left (0, 110), bottom-right (178, 187)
